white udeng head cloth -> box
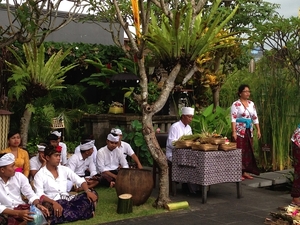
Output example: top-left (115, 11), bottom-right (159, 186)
top-left (107, 134), bottom-right (119, 142)
top-left (80, 140), bottom-right (95, 151)
top-left (0, 153), bottom-right (15, 167)
top-left (37, 145), bottom-right (46, 152)
top-left (51, 131), bottom-right (61, 137)
top-left (110, 128), bottom-right (122, 135)
top-left (181, 107), bottom-right (195, 115)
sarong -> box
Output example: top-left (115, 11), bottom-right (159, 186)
top-left (236, 128), bottom-right (260, 175)
top-left (43, 190), bottom-right (98, 225)
top-left (291, 142), bottom-right (300, 198)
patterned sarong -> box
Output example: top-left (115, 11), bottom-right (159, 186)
top-left (43, 190), bottom-right (98, 225)
top-left (291, 142), bottom-right (300, 198)
top-left (236, 128), bottom-right (260, 175)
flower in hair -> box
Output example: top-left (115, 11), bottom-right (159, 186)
top-left (56, 146), bottom-right (62, 152)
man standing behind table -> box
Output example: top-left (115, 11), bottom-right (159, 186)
top-left (110, 128), bottom-right (143, 169)
top-left (166, 106), bottom-right (199, 194)
top-left (166, 107), bottom-right (194, 161)
top-left (66, 140), bottom-right (99, 192)
top-left (96, 134), bottom-right (129, 187)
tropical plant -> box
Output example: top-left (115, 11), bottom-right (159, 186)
top-left (80, 58), bottom-right (118, 88)
top-left (83, 0), bottom-right (239, 208)
top-left (5, 40), bottom-right (78, 147)
top-left (122, 120), bottom-right (153, 166)
top-left (191, 104), bottom-right (231, 138)
top-left (250, 55), bottom-right (300, 171)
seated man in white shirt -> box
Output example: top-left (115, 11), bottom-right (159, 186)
top-left (66, 140), bottom-right (99, 192)
top-left (110, 128), bottom-right (143, 169)
top-left (0, 153), bottom-right (49, 225)
top-left (29, 143), bottom-right (47, 180)
top-left (96, 134), bottom-right (129, 187)
top-left (74, 134), bottom-right (97, 165)
top-left (49, 131), bottom-right (68, 165)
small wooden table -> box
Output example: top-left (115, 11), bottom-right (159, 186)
top-left (172, 148), bottom-right (242, 203)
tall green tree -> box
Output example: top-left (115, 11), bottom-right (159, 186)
top-left (5, 40), bottom-right (77, 147)
top-left (85, 0), bottom-right (238, 207)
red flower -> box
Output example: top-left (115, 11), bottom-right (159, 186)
top-left (56, 146), bottom-right (62, 153)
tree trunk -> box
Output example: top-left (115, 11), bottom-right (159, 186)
top-left (20, 107), bottom-right (32, 148)
top-left (211, 85), bottom-right (220, 113)
top-left (142, 113), bottom-right (171, 208)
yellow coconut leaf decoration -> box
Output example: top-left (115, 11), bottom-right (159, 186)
top-left (131, 0), bottom-right (140, 41)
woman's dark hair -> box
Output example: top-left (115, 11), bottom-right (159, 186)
top-left (44, 145), bottom-right (57, 157)
top-left (0, 153), bottom-right (7, 158)
top-left (7, 131), bottom-right (20, 139)
top-left (237, 84), bottom-right (250, 97)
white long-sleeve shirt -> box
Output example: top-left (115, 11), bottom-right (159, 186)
top-left (74, 145), bottom-right (97, 165)
top-left (66, 152), bottom-right (97, 177)
top-left (59, 142), bottom-right (68, 165)
top-left (166, 120), bottom-right (192, 161)
top-left (96, 146), bottom-right (129, 173)
top-left (0, 172), bottom-right (38, 213)
top-left (34, 165), bottom-right (85, 200)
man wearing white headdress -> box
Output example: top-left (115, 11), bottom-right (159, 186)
top-left (166, 107), bottom-right (195, 161)
top-left (50, 131), bottom-right (68, 165)
top-left (110, 128), bottom-right (143, 169)
top-left (166, 107), bottom-right (199, 194)
top-left (96, 134), bottom-right (129, 187)
top-left (30, 143), bottom-right (47, 179)
top-left (66, 140), bottom-right (99, 192)
top-left (0, 153), bottom-right (49, 224)
top-left (74, 134), bottom-right (97, 165)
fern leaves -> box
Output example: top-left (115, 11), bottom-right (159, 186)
top-left (6, 41), bottom-right (77, 100)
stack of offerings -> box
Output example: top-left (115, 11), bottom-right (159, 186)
top-left (174, 134), bottom-right (236, 151)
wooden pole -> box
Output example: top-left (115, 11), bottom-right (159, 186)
top-left (117, 194), bottom-right (133, 214)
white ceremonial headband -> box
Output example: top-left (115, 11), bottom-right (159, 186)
top-left (80, 140), bottom-right (95, 151)
top-left (0, 153), bottom-right (15, 167)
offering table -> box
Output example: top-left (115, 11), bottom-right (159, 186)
top-left (172, 148), bottom-right (242, 203)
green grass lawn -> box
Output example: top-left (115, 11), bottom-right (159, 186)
top-left (69, 187), bottom-right (166, 225)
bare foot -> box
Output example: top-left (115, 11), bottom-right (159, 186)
top-left (110, 181), bottom-right (115, 188)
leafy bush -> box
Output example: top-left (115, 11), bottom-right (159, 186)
top-left (122, 120), bottom-right (153, 166)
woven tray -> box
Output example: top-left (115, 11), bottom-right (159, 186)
top-left (210, 138), bottom-right (226, 145)
top-left (198, 137), bottom-right (211, 144)
top-left (175, 140), bottom-right (194, 149)
top-left (218, 143), bottom-right (237, 151)
top-left (191, 143), bottom-right (218, 151)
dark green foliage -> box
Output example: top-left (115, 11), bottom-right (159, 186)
top-left (191, 104), bottom-right (231, 138)
top-left (122, 120), bottom-right (153, 166)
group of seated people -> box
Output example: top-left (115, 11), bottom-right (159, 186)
top-left (0, 128), bottom-right (142, 225)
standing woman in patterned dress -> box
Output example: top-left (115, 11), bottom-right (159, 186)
top-left (0, 131), bottom-right (30, 178)
top-left (291, 126), bottom-right (300, 205)
top-left (230, 84), bottom-right (261, 180)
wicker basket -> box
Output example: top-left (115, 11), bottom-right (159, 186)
top-left (198, 137), bottom-right (211, 144)
top-left (174, 140), bottom-right (194, 149)
top-left (192, 143), bottom-right (218, 151)
top-left (210, 138), bottom-right (226, 145)
top-left (218, 143), bottom-right (237, 151)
